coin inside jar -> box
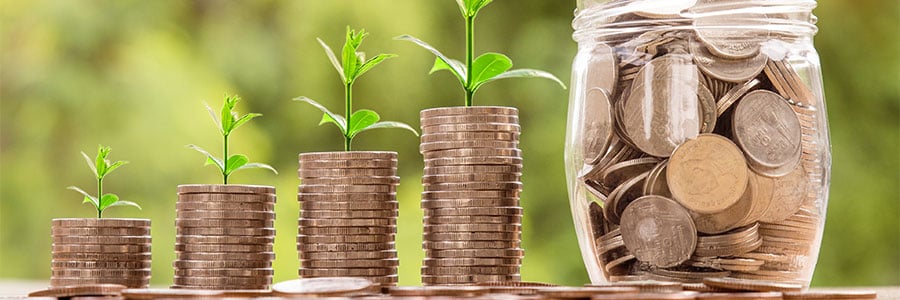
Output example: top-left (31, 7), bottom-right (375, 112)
top-left (620, 195), bottom-right (697, 268)
top-left (732, 90), bottom-right (802, 177)
top-left (667, 134), bottom-right (750, 214)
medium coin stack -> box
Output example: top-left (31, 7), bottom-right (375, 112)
top-left (576, 2), bottom-right (824, 285)
top-left (297, 152), bottom-right (400, 286)
top-left (50, 218), bottom-right (151, 288)
top-left (419, 106), bottom-right (524, 285)
top-left (173, 184), bottom-right (276, 290)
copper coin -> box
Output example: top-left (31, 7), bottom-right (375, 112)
top-left (759, 165), bottom-right (808, 223)
top-left (423, 240), bottom-right (520, 250)
top-left (272, 277), bottom-right (378, 296)
top-left (301, 258), bottom-right (399, 269)
top-left (49, 278), bottom-right (147, 289)
top-left (423, 257), bottom-right (522, 267)
top-left (423, 148), bottom-right (521, 159)
top-left (702, 277), bottom-right (802, 292)
top-left (51, 261), bottom-right (151, 269)
top-left (425, 215), bottom-right (522, 224)
top-left (301, 210), bottom-right (397, 219)
top-left (299, 184), bottom-right (397, 194)
top-left (424, 165), bottom-right (522, 175)
top-left (426, 248), bottom-right (525, 258)
top-left (175, 251), bottom-right (275, 261)
top-left (389, 286), bottom-right (490, 297)
top-left (52, 244), bottom-right (151, 253)
top-left (299, 168), bottom-right (396, 178)
top-left (601, 281), bottom-right (683, 293)
top-left (298, 226), bottom-right (397, 236)
top-left (176, 211), bottom-right (274, 220)
top-left (52, 218), bottom-right (150, 228)
top-left (422, 190), bottom-right (521, 199)
top-left (425, 156), bottom-right (523, 166)
top-left (177, 184), bottom-right (274, 195)
top-left (423, 173), bottom-right (521, 184)
top-left (425, 207), bottom-right (523, 216)
top-left (537, 286), bottom-right (640, 298)
top-left (739, 173), bottom-right (775, 226)
top-left (297, 242), bottom-right (396, 252)
top-left (422, 123), bottom-right (520, 134)
top-left (120, 288), bottom-right (224, 299)
top-left (424, 181), bottom-right (523, 191)
top-left (176, 201), bottom-right (274, 212)
top-left (176, 227), bottom-right (274, 236)
top-left (29, 284), bottom-right (127, 297)
top-left (421, 132), bottom-right (520, 143)
top-left (174, 243), bottom-right (272, 253)
top-left (668, 134), bottom-right (750, 214)
top-left (51, 269), bottom-right (151, 278)
top-left (175, 219), bottom-right (273, 228)
top-left (421, 198), bottom-right (520, 209)
top-left (421, 274), bottom-right (521, 285)
top-left (174, 268), bottom-right (273, 277)
top-left (52, 252), bottom-right (151, 262)
top-left (420, 140), bottom-right (520, 153)
top-left (299, 250), bottom-right (397, 260)
top-left (620, 196), bottom-right (697, 268)
top-left (52, 236), bottom-right (151, 245)
top-left (299, 197), bottom-right (398, 207)
top-left (299, 159), bottom-right (397, 169)
top-left (422, 265), bottom-right (520, 275)
top-left (301, 176), bottom-right (400, 185)
top-left (170, 284), bottom-right (270, 290)
top-left (299, 151), bottom-right (397, 161)
top-left (421, 114), bottom-right (519, 126)
top-left (297, 234), bottom-right (394, 244)
top-left (695, 292), bottom-right (787, 300)
top-left (172, 276), bottom-right (272, 286)
top-left (51, 227), bottom-right (150, 237)
top-left (299, 268), bottom-right (397, 277)
top-left (782, 290), bottom-right (878, 299)
top-left (298, 218), bottom-right (395, 227)
top-left (691, 175), bottom-right (756, 234)
top-left (173, 260), bottom-right (271, 269)
top-left (176, 193), bottom-right (275, 203)
top-left (421, 106), bottom-right (518, 118)
top-left (424, 223), bottom-right (521, 233)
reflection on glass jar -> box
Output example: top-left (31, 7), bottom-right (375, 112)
top-left (565, 0), bottom-right (829, 286)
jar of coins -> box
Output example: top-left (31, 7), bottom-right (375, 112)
top-left (565, 0), bottom-right (829, 286)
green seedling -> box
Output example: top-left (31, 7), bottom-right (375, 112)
top-left (68, 145), bottom-right (140, 218)
top-left (295, 27), bottom-right (418, 151)
top-left (189, 94), bottom-right (277, 184)
top-left (397, 0), bottom-right (566, 106)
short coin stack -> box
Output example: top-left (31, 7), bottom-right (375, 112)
top-left (297, 152), bottom-right (400, 286)
top-left (173, 185), bottom-right (276, 290)
top-left (51, 218), bottom-right (151, 288)
top-left (419, 106), bottom-right (524, 285)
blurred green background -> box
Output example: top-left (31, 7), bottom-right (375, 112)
top-left (1, 0), bottom-right (897, 287)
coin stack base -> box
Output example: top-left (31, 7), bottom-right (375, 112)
top-left (298, 152), bottom-right (400, 286)
top-left (172, 184), bottom-right (275, 290)
top-left (419, 106), bottom-right (524, 285)
top-left (51, 218), bottom-right (151, 288)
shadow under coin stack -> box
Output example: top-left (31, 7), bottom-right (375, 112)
top-left (297, 152), bottom-right (400, 286)
top-left (173, 185), bottom-right (276, 290)
top-left (50, 218), bottom-right (151, 288)
top-left (419, 106), bottom-right (524, 285)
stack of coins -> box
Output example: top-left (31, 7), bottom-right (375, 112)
top-left (173, 184), bottom-right (276, 290)
top-left (297, 152), bottom-right (400, 286)
top-left (51, 218), bottom-right (151, 288)
top-left (419, 106), bottom-right (524, 285)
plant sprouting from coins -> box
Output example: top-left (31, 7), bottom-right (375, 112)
top-left (396, 0), bottom-right (566, 106)
top-left (295, 27), bottom-right (419, 151)
top-left (68, 145), bottom-right (141, 218)
top-left (189, 94), bottom-right (278, 184)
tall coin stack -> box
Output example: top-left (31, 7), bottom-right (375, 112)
top-left (419, 106), bottom-right (524, 285)
top-left (51, 218), bottom-right (151, 288)
top-left (173, 185), bottom-right (276, 290)
top-left (297, 152), bottom-right (400, 286)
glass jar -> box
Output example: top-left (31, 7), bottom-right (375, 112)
top-left (565, 0), bottom-right (829, 286)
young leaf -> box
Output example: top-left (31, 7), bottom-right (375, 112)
top-left (317, 38), bottom-right (346, 82)
top-left (104, 160), bottom-right (128, 177)
top-left (342, 28), bottom-right (368, 83)
top-left (347, 110), bottom-right (380, 138)
top-left (98, 193), bottom-right (119, 211)
top-left (221, 95), bottom-right (238, 134)
top-left (355, 54), bottom-right (398, 81)
top-left (456, 0), bottom-right (494, 17)
top-left (395, 35), bottom-right (466, 85)
top-left (294, 97), bottom-right (348, 135)
top-left (224, 154), bottom-right (249, 175)
top-left (237, 162), bottom-right (279, 174)
top-left (68, 186), bottom-right (99, 208)
top-left (430, 57), bottom-right (468, 86)
top-left (231, 113), bottom-right (262, 134)
top-left (106, 200), bottom-right (142, 210)
top-left (479, 69), bottom-right (567, 90)
top-left (204, 102), bottom-right (222, 131)
top-left (356, 121), bottom-right (420, 137)
top-left (95, 146), bottom-right (109, 178)
top-left (81, 152), bottom-right (98, 178)
top-left (187, 145), bottom-right (225, 173)
top-left (470, 53), bottom-right (513, 91)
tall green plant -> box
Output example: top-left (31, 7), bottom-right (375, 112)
top-left (68, 145), bottom-right (140, 218)
top-left (295, 27), bottom-right (418, 151)
top-left (397, 0), bottom-right (565, 106)
top-left (189, 94), bottom-right (277, 184)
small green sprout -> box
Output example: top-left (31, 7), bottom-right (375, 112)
top-left (68, 145), bottom-right (140, 218)
top-left (189, 94), bottom-right (277, 184)
top-left (396, 0), bottom-right (566, 106)
top-left (295, 27), bottom-right (418, 151)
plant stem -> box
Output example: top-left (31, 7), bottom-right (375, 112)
top-left (465, 15), bottom-right (475, 107)
top-left (344, 82), bottom-right (353, 151)
top-left (97, 177), bottom-right (103, 218)
top-left (223, 134), bottom-right (229, 184)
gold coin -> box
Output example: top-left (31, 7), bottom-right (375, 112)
top-left (177, 184), bottom-right (274, 195)
top-left (51, 227), bottom-right (150, 237)
top-left (176, 210), bottom-right (274, 220)
top-left (421, 265), bottom-right (520, 275)
top-left (174, 243), bottom-right (272, 253)
top-left (424, 181), bottom-right (523, 191)
top-left (426, 248), bottom-right (524, 258)
top-left (298, 268), bottom-right (397, 277)
top-left (176, 193), bottom-right (275, 203)
top-left (668, 134), bottom-right (749, 214)
top-left (421, 198), bottom-right (519, 209)
top-left (272, 277), bottom-right (378, 297)
top-left (425, 207), bottom-right (523, 217)
top-left (301, 176), bottom-right (400, 185)
top-left (620, 196), bottom-right (696, 268)
top-left (175, 251), bottom-right (275, 261)
top-left (297, 234), bottom-right (394, 244)
top-left (301, 259), bottom-right (399, 269)
top-left (298, 226), bottom-right (396, 236)
top-left (423, 257), bottom-right (522, 267)
top-left (298, 218), bottom-right (395, 227)
top-left (298, 168), bottom-right (396, 178)
top-left (420, 106), bottom-right (518, 118)
top-left (297, 242), bottom-right (396, 252)
top-left (52, 244), bottom-right (151, 254)
top-left (52, 219), bottom-right (150, 228)
top-left (420, 140), bottom-right (519, 153)
top-left (421, 132), bottom-right (520, 143)
top-left (175, 218), bottom-right (273, 228)
top-left (29, 284), bottom-right (127, 298)
top-left (422, 190), bottom-right (520, 199)
top-left (174, 268), bottom-right (273, 277)
top-left (425, 215), bottom-right (522, 224)
top-left (301, 210), bottom-right (397, 219)
top-left (424, 223), bottom-right (521, 233)
top-left (298, 194), bottom-right (397, 203)
top-left (299, 250), bottom-right (397, 260)
top-left (173, 260), bottom-right (271, 269)
top-left (299, 159), bottom-right (397, 169)
top-left (176, 201), bottom-right (274, 212)
top-left (52, 236), bottom-right (151, 245)
top-left (299, 184), bottom-right (397, 194)
top-left (424, 156), bottom-right (523, 166)
top-left (176, 227), bottom-right (274, 236)
top-left (420, 115), bottom-right (519, 126)
top-left (299, 151), bottom-right (397, 161)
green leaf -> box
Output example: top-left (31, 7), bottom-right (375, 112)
top-left (204, 102), bottom-right (222, 131)
top-left (81, 151), bottom-right (98, 178)
top-left (237, 162), bottom-right (279, 174)
top-left (478, 69), bottom-right (567, 90)
top-left (221, 95), bottom-right (239, 134)
top-left (317, 38), bottom-right (346, 82)
top-left (68, 186), bottom-right (98, 209)
top-left (187, 145), bottom-right (224, 173)
top-left (395, 35), bottom-right (467, 86)
top-left (95, 145), bottom-right (109, 178)
top-left (355, 54), bottom-right (397, 81)
top-left (356, 121), bottom-right (420, 137)
top-left (294, 97), bottom-right (348, 135)
top-left (98, 193), bottom-right (119, 211)
top-left (224, 154), bottom-right (249, 175)
top-left (104, 160), bottom-right (128, 177)
top-left (430, 57), bottom-right (467, 86)
top-left (456, 0), bottom-right (494, 17)
top-left (347, 110), bottom-right (380, 138)
top-left (231, 113), bottom-right (262, 134)
top-left (342, 27), bottom-right (368, 84)
top-left (470, 53), bottom-right (513, 92)
top-left (106, 200), bottom-right (142, 210)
